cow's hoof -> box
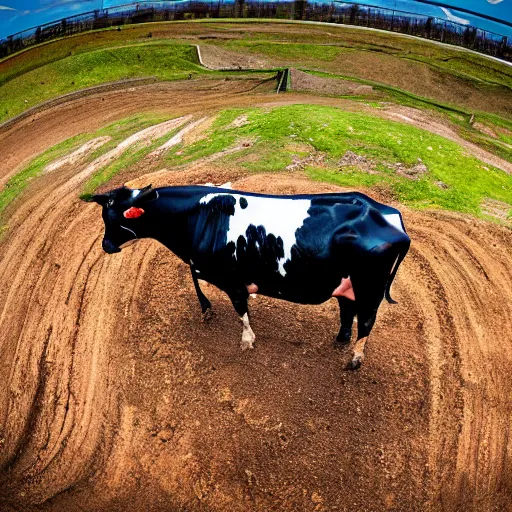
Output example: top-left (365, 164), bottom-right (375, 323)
top-left (202, 308), bottom-right (214, 322)
top-left (346, 354), bottom-right (363, 370)
top-left (240, 331), bottom-right (256, 351)
top-left (240, 338), bottom-right (255, 351)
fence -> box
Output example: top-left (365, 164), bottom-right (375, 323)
top-left (1, 1), bottom-right (510, 61)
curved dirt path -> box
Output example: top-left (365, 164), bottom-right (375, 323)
top-left (0, 83), bottom-right (512, 512)
top-left (1, 76), bottom-right (510, 183)
top-left (381, 106), bottom-right (512, 175)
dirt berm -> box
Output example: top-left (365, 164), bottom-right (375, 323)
top-left (0, 81), bottom-right (511, 512)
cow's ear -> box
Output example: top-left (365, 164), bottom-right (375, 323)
top-left (133, 184), bottom-right (158, 204)
top-left (91, 193), bottom-right (109, 206)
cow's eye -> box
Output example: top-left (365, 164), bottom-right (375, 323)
top-left (107, 199), bottom-right (114, 207)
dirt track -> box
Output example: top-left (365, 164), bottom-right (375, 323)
top-left (1, 80), bottom-right (512, 512)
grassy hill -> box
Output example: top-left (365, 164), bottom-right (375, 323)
top-left (1, 20), bottom-right (511, 224)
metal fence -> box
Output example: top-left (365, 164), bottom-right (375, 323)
top-left (1, 1), bottom-right (510, 61)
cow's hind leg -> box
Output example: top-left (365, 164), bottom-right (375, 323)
top-left (190, 264), bottom-right (212, 319)
top-left (348, 297), bottom-right (381, 370)
top-left (336, 297), bottom-right (356, 346)
top-left (344, 242), bottom-right (400, 369)
top-left (346, 267), bottom-right (389, 369)
top-left (227, 287), bottom-right (255, 350)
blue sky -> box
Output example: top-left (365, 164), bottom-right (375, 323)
top-left (0, 0), bottom-right (511, 40)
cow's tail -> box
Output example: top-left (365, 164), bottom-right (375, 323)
top-left (384, 238), bottom-right (411, 304)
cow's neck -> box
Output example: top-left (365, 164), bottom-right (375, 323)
top-left (142, 190), bottom-right (201, 262)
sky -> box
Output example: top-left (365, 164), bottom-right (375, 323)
top-left (0, 0), bottom-right (511, 40)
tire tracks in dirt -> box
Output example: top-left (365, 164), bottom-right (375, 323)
top-left (0, 86), bottom-right (511, 511)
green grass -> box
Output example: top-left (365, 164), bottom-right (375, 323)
top-left (289, 69), bottom-right (512, 164)
top-left (4, 104), bottom-right (511, 224)
top-left (0, 113), bottom-right (175, 220)
top-left (0, 43), bottom-right (212, 123)
top-left (2, 21), bottom-right (512, 224)
top-left (215, 35), bottom-right (512, 88)
top-left (164, 104), bottom-right (512, 215)
top-left (0, 134), bottom-right (89, 218)
top-left (163, 109), bottom-right (247, 166)
top-left (294, 69), bottom-right (473, 115)
top-left (221, 40), bottom-right (347, 62)
top-left (2, 19), bottom-right (511, 137)
top-left (80, 121), bottom-right (187, 199)
top-left (475, 113), bottom-right (512, 145)
top-left (406, 53), bottom-right (512, 89)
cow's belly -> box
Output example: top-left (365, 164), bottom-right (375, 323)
top-left (256, 283), bottom-right (335, 305)
top-left (239, 259), bottom-right (345, 305)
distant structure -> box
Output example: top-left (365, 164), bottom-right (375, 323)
top-left (0, 1), bottom-right (510, 62)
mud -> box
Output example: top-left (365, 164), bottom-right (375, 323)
top-left (0, 79), bottom-right (512, 512)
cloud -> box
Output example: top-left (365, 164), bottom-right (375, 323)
top-left (0, 5), bottom-right (15, 9)
top-left (440, 7), bottom-right (470, 25)
top-left (487, 0), bottom-right (504, 4)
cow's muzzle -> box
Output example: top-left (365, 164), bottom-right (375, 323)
top-left (102, 238), bottom-right (121, 254)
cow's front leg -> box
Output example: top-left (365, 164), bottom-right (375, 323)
top-left (228, 288), bottom-right (255, 350)
top-left (190, 263), bottom-right (212, 319)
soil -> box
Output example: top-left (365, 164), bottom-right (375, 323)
top-left (44, 137), bottom-right (112, 174)
top-left (193, 23), bottom-right (512, 117)
top-left (290, 68), bottom-right (375, 97)
top-left (199, 45), bottom-right (271, 71)
top-left (0, 77), bottom-right (512, 512)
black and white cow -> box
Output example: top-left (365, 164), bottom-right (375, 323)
top-left (90, 184), bottom-right (410, 369)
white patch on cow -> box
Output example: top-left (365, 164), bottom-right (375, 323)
top-left (200, 192), bottom-right (232, 204)
top-left (231, 196), bottom-right (311, 276)
top-left (384, 213), bottom-right (404, 233)
top-left (201, 194), bottom-right (311, 276)
top-left (240, 313), bottom-right (255, 350)
top-left (132, 189), bottom-right (141, 198)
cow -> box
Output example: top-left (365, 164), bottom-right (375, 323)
top-left (90, 184), bottom-right (410, 369)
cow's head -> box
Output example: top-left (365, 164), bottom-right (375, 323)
top-left (91, 185), bottom-right (158, 254)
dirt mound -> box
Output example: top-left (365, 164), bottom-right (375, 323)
top-left (383, 106), bottom-right (512, 175)
top-left (199, 45), bottom-right (271, 71)
top-left (290, 68), bottom-right (375, 96)
top-left (1, 82), bottom-right (512, 512)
